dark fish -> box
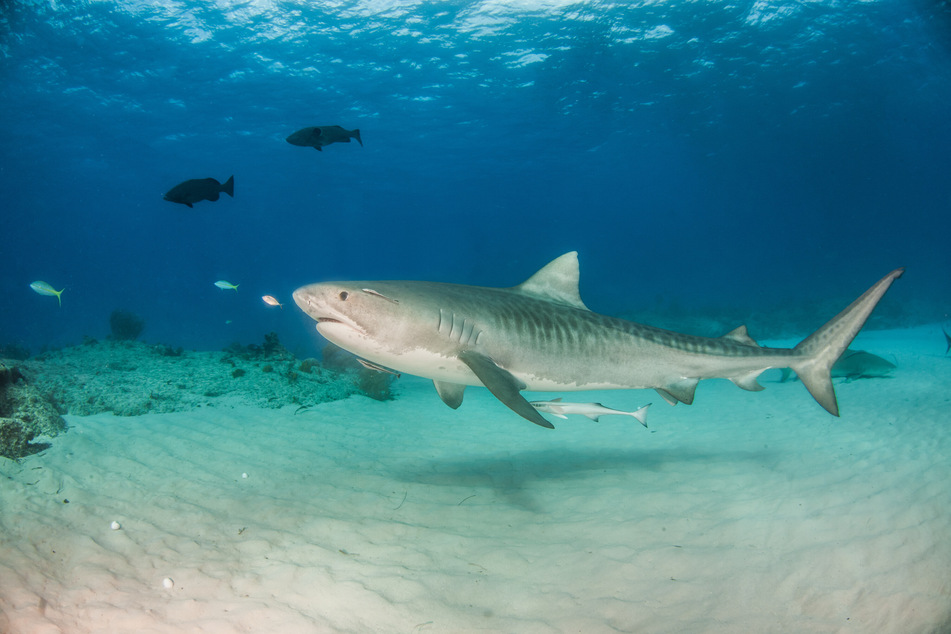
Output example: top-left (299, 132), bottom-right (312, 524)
top-left (943, 328), bottom-right (950, 355)
top-left (163, 176), bottom-right (234, 208)
top-left (779, 349), bottom-right (895, 382)
top-left (286, 126), bottom-right (363, 151)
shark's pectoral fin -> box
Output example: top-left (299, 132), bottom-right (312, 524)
top-left (458, 351), bottom-right (554, 429)
top-left (434, 381), bottom-right (466, 409)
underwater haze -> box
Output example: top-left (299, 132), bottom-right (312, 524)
top-left (1, 0), bottom-right (950, 354)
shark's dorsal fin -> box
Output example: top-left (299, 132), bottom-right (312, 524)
top-left (720, 325), bottom-right (760, 347)
top-left (512, 251), bottom-right (590, 311)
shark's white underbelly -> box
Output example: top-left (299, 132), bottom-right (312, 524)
top-left (349, 339), bottom-right (638, 391)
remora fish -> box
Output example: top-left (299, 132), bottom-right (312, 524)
top-left (164, 176), bottom-right (234, 208)
top-left (292, 252), bottom-right (903, 429)
top-left (530, 398), bottom-right (650, 427)
top-left (286, 126), bottom-right (363, 151)
top-left (779, 349), bottom-right (895, 382)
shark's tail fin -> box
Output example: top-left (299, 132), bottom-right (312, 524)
top-left (791, 268), bottom-right (904, 415)
top-left (222, 175), bottom-right (235, 198)
top-left (352, 129), bottom-right (363, 146)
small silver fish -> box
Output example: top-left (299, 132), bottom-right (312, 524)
top-left (262, 295), bottom-right (283, 309)
top-left (30, 281), bottom-right (64, 306)
top-left (215, 280), bottom-right (239, 291)
top-left (530, 398), bottom-right (651, 427)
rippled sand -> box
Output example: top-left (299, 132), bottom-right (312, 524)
top-left (1, 326), bottom-right (949, 633)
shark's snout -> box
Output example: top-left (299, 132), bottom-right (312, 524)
top-left (293, 284), bottom-right (360, 332)
top-left (291, 287), bottom-right (310, 312)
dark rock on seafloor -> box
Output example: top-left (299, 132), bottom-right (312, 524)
top-left (0, 362), bottom-right (67, 460)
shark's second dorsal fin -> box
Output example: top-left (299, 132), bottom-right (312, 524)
top-left (512, 251), bottom-right (590, 311)
top-left (720, 325), bottom-right (760, 347)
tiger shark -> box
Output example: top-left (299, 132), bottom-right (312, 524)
top-left (293, 252), bottom-right (903, 429)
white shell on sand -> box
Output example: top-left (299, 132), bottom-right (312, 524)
top-left (110, 521), bottom-right (121, 531)
top-left (0, 326), bottom-right (948, 632)
top-left (162, 578), bottom-right (174, 590)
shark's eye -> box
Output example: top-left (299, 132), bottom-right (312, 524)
top-left (339, 291), bottom-right (349, 301)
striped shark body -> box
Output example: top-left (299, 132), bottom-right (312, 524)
top-left (293, 252), bottom-right (903, 429)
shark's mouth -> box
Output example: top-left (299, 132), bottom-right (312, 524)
top-left (314, 315), bottom-right (365, 337)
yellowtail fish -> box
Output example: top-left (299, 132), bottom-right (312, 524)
top-left (30, 281), bottom-right (64, 307)
top-left (530, 398), bottom-right (651, 427)
top-left (262, 295), bottom-right (283, 309)
top-left (215, 280), bottom-right (239, 291)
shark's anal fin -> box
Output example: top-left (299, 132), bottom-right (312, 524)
top-left (458, 350), bottom-right (555, 429)
top-left (434, 381), bottom-right (466, 409)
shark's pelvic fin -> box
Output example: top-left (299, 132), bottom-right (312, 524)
top-left (512, 251), bottom-right (590, 311)
top-left (792, 267), bottom-right (905, 416)
top-left (654, 377), bottom-right (699, 407)
top-left (434, 381), bottom-right (466, 409)
top-left (458, 350), bottom-right (555, 428)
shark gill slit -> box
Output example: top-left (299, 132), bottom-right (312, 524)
top-left (448, 312), bottom-right (458, 340)
top-left (462, 320), bottom-right (475, 345)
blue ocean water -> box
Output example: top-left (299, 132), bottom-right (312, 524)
top-left (1, 0), bottom-right (949, 356)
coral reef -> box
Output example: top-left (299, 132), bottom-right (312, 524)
top-left (356, 367), bottom-right (395, 401)
top-left (22, 339), bottom-right (360, 417)
top-left (1, 333), bottom-right (401, 457)
top-left (223, 332), bottom-right (293, 362)
top-left (262, 332), bottom-right (293, 360)
top-left (109, 309), bottom-right (145, 341)
top-left (321, 343), bottom-right (396, 401)
top-left (298, 358), bottom-right (319, 374)
top-left (0, 362), bottom-right (67, 459)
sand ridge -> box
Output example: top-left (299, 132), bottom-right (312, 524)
top-left (1, 326), bottom-right (949, 633)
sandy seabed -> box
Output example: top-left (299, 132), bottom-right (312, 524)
top-left (1, 326), bottom-right (949, 633)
